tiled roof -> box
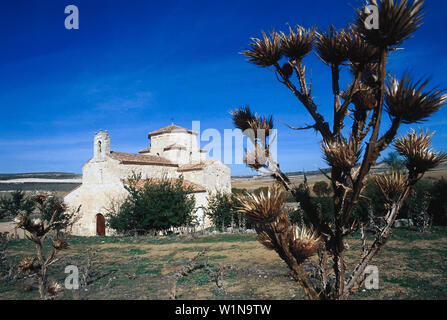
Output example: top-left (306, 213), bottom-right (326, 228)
top-left (177, 162), bottom-right (208, 172)
top-left (163, 143), bottom-right (187, 151)
top-left (138, 147), bottom-right (151, 154)
top-left (148, 124), bottom-right (198, 137)
top-left (109, 151), bottom-right (177, 167)
top-left (126, 178), bottom-right (206, 193)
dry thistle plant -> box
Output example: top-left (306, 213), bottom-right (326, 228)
top-left (14, 193), bottom-right (78, 299)
top-left (170, 248), bottom-right (208, 300)
top-left (233, 0), bottom-right (446, 300)
top-left (0, 232), bottom-right (14, 281)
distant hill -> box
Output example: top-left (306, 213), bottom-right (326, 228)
top-left (1, 161), bottom-right (446, 194)
top-left (0, 172), bottom-right (82, 193)
top-left (0, 172), bottom-right (81, 181)
top-left (232, 164), bottom-right (386, 180)
top-left (232, 161), bottom-right (447, 190)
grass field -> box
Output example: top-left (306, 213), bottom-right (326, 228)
top-left (1, 227), bottom-right (446, 300)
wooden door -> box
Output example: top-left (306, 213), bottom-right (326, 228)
top-left (96, 214), bottom-right (106, 236)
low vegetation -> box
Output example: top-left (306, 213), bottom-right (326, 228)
top-left (0, 191), bottom-right (34, 220)
top-left (8, 194), bottom-right (79, 299)
top-left (205, 191), bottom-right (253, 232)
top-left (106, 174), bottom-right (196, 235)
top-left (1, 227), bottom-right (446, 300)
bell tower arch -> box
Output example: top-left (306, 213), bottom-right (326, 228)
top-left (93, 130), bottom-right (110, 161)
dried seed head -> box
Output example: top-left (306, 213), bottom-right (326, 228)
top-left (345, 27), bottom-right (380, 70)
top-left (46, 281), bottom-right (63, 298)
top-left (322, 138), bottom-right (361, 171)
top-left (231, 106), bottom-right (273, 135)
top-left (31, 193), bottom-right (49, 206)
top-left (15, 212), bottom-right (43, 235)
top-left (51, 200), bottom-right (68, 215)
top-left (17, 256), bottom-right (41, 274)
top-left (395, 129), bottom-right (447, 174)
top-left (348, 82), bottom-right (377, 111)
top-left (31, 218), bottom-right (42, 227)
top-left (289, 226), bottom-right (321, 264)
top-left (15, 213), bottom-right (29, 229)
top-left (257, 230), bottom-right (276, 250)
top-left (244, 145), bottom-right (269, 170)
top-left (235, 184), bottom-right (286, 223)
top-left (241, 31), bottom-right (282, 67)
top-left (385, 74), bottom-right (446, 124)
top-left (355, 0), bottom-right (424, 49)
top-left (271, 212), bottom-right (291, 234)
top-left (231, 106), bottom-right (254, 132)
top-left (374, 172), bottom-right (408, 207)
top-left (247, 116), bottom-right (274, 136)
top-left (52, 236), bottom-right (70, 250)
top-left (315, 26), bottom-right (348, 65)
top-left (279, 25), bottom-right (314, 61)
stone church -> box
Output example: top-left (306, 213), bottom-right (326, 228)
top-left (64, 124), bottom-right (231, 236)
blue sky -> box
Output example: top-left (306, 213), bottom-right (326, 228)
top-left (0, 0), bottom-right (446, 176)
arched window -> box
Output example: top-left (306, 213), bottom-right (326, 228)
top-left (98, 141), bottom-right (102, 154)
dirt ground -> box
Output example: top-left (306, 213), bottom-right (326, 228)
top-left (0, 222), bottom-right (25, 239)
top-left (1, 228), bottom-right (446, 300)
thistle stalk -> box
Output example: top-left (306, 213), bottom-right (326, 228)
top-left (236, 0), bottom-right (445, 300)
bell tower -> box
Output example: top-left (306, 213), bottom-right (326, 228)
top-left (93, 130), bottom-right (110, 161)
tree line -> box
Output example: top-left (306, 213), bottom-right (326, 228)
top-left (2, 176), bottom-right (446, 233)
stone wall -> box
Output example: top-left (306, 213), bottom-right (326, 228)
top-left (149, 131), bottom-right (203, 165)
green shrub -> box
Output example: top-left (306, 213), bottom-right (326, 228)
top-left (205, 191), bottom-right (253, 231)
top-left (428, 178), bottom-right (447, 225)
top-left (107, 174), bottom-right (196, 234)
top-left (351, 177), bottom-right (447, 226)
top-left (312, 181), bottom-right (332, 197)
top-left (382, 151), bottom-right (405, 172)
top-left (0, 190), bottom-right (34, 219)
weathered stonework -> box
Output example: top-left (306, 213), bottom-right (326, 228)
top-left (64, 125), bottom-right (231, 236)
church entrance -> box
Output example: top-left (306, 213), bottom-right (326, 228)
top-left (96, 214), bottom-right (106, 236)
